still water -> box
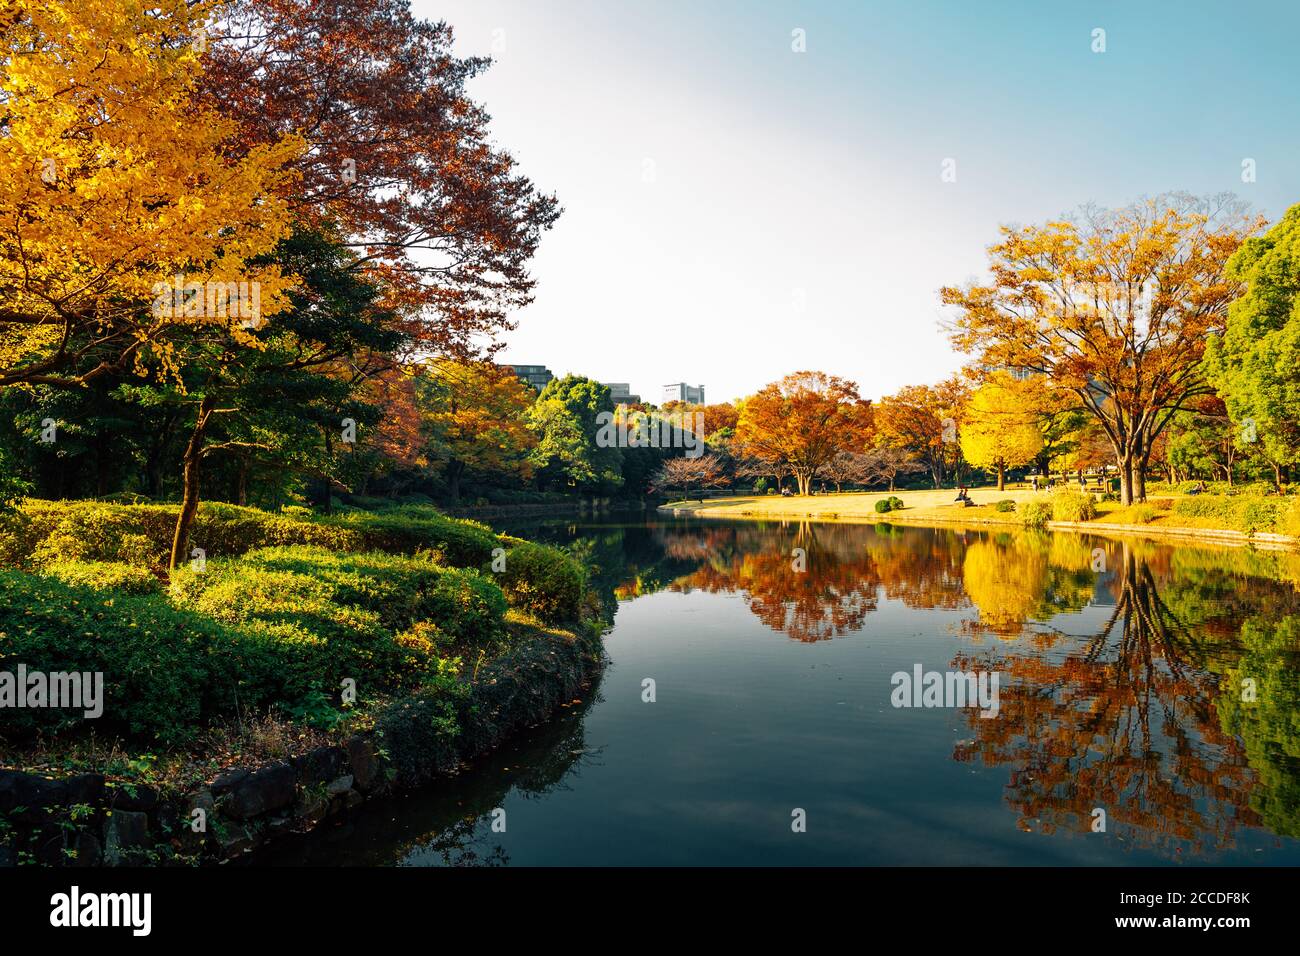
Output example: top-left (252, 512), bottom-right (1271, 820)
top-left (255, 516), bottom-right (1300, 866)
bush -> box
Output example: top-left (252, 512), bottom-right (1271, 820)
top-left (42, 560), bottom-right (162, 595)
top-left (1051, 490), bottom-right (1097, 523)
top-left (6, 499), bottom-right (357, 569)
top-left (994, 500), bottom-right (1017, 513)
top-left (0, 571), bottom-right (241, 742)
top-left (0, 499), bottom-right (498, 571)
top-left (1021, 501), bottom-right (1052, 528)
top-left (173, 545), bottom-right (507, 654)
top-left (1280, 498), bottom-right (1300, 538)
top-left (497, 541), bottom-right (588, 624)
top-left (1128, 504), bottom-right (1160, 524)
top-left (320, 506), bottom-right (497, 567)
top-left (1172, 494), bottom-right (1283, 534)
top-left (875, 498), bottom-right (893, 513)
top-left (888, 496), bottom-right (904, 511)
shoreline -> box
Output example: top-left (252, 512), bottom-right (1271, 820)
top-left (0, 622), bottom-right (606, 866)
top-left (658, 498), bottom-right (1300, 553)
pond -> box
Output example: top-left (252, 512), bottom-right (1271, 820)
top-left (252, 515), bottom-right (1300, 866)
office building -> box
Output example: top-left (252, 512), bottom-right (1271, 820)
top-left (603, 382), bottom-right (641, 405)
top-left (507, 364), bottom-right (554, 391)
top-left (662, 383), bottom-right (705, 405)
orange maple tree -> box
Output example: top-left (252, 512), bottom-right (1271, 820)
top-left (943, 194), bottom-right (1261, 503)
top-left (734, 371), bottom-right (873, 496)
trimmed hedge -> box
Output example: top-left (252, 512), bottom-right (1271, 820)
top-left (172, 546), bottom-right (507, 648)
top-left (41, 560), bottom-right (163, 595)
top-left (497, 541), bottom-right (588, 624)
top-left (1172, 495), bottom-right (1285, 534)
top-left (1, 546), bottom-right (510, 744)
top-left (0, 500), bottom-right (497, 571)
top-left (320, 506), bottom-right (497, 566)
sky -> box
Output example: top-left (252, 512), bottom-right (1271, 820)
top-left (418, 0), bottom-right (1300, 404)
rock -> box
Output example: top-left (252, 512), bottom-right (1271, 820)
top-left (64, 773), bottom-right (106, 807)
top-left (103, 810), bottom-right (150, 865)
top-left (222, 762), bottom-right (296, 820)
top-left (72, 831), bottom-right (102, 867)
top-left (210, 767), bottom-right (250, 796)
top-left (181, 790), bottom-right (215, 848)
top-left (325, 774), bottom-right (354, 797)
top-left (293, 791), bottom-right (329, 830)
top-left (294, 746), bottom-right (347, 788)
top-left (0, 769), bottom-right (66, 820)
top-left (213, 819), bottom-right (258, 857)
top-left (346, 736), bottom-right (377, 791)
top-left (108, 783), bottom-right (158, 813)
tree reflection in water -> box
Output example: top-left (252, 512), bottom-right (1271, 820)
top-left (633, 519), bottom-right (1300, 853)
top-left (953, 539), bottom-right (1300, 855)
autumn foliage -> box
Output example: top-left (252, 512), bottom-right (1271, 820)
top-left (735, 371), bottom-right (873, 496)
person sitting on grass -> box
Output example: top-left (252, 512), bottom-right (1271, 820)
top-left (954, 485), bottom-right (971, 506)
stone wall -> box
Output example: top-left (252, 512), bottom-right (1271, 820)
top-left (0, 627), bottom-right (603, 866)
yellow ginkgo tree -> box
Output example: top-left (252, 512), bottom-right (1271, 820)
top-left (0, 0), bottom-right (303, 388)
top-left (960, 371), bottom-right (1045, 491)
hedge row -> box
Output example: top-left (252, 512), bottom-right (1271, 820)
top-left (0, 546), bottom-right (510, 744)
top-left (0, 500), bottom-right (499, 571)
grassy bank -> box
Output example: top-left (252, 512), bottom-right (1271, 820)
top-left (0, 499), bottom-right (604, 864)
top-left (661, 486), bottom-right (1300, 547)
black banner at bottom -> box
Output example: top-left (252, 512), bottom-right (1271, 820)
top-left (0, 865), bottom-right (1283, 941)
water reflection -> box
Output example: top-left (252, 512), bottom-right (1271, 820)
top-left (260, 517), bottom-right (1300, 864)
top-left (598, 519), bottom-right (1300, 852)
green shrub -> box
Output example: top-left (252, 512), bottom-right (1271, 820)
top-left (320, 506), bottom-right (497, 567)
top-left (888, 496), bottom-right (904, 511)
top-left (994, 499), bottom-right (1016, 513)
top-left (42, 560), bottom-right (162, 595)
top-left (1129, 504), bottom-right (1160, 524)
top-left (0, 572), bottom-right (238, 742)
top-left (1051, 490), bottom-right (1097, 523)
top-left (874, 498), bottom-right (893, 513)
top-left (174, 545), bottom-right (507, 652)
top-left (1021, 501), bottom-right (1052, 528)
top-left (1280, 498), bottom-right (1300, 538)
top-left (0, 499), bottom-right (497, 571)
top-left (1172, 494), bottom-right (1283, 533)
top-left (497, 541), bottom-right (588, 623)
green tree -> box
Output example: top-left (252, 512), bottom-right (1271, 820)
top-left (1204, 203), bottom-right (1300, 490)
top-left (528, 375), bottom-right (623, 493)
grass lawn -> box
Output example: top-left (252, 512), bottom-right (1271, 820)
top-left (664, 486), bottom-right (1042, 522)
top-left (662, 485), bottom-right (1299, 545)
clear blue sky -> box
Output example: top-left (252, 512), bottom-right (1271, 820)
top-left (419, 0), bottom-right (1300, 403)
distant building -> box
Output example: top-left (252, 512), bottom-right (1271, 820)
top-left (507, 364), bottom-right (554, 391)
top-left (603, 382), bottom-right (641, 405)
top-left (662, 382), bottom-right (705, 405)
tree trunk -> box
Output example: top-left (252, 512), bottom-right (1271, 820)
top-left (236, 458), bottom-right (249, 506)
top-left (447, 459), bottom-right (464, 504)
top-left (996, 461), bottom-right (1005, 492)
top-left (169, 396), bottom-right (216, 572)
top-left (1273, 461), bottom-right (1283, 493)
top-left (1116, 450), bottom-right (1134, 506)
